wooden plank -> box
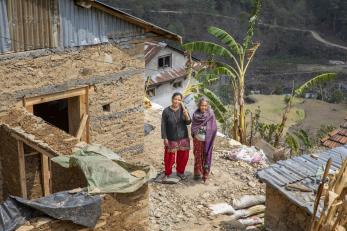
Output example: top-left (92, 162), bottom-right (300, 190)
top-left (85, 87), bottom-right (90, 143)
top-left (11, 133), bottom-right (56, 158)
top-left (68, 96), bottom-right (81, 136)
top-left (41, 154), bottom-right (51, 196)
top-left (75, 114), bottom-right (89, 141)
top-left (23, 87), bottom-right (88, 106)
top-left (24, 151), bottom-right (39, 157)
top-left (17, 141), bottom-right (27, 199)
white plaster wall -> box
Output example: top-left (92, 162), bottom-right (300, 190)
top-left (150, 78), bottom-right (198, 114)
top-left (145, 46), bottom-right (187, 78)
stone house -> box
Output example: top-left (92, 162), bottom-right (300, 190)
top-left (257, 145), bottom-right (347, 231)
top-left (0, 0), bottom-right (180, 229)
top-left (144, 41), bottom-right (200, 112)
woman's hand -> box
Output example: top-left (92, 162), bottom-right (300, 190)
top-left (163, 139), bottom-right (168, 146)
top-left (181, 102), bottom-right (190, 120)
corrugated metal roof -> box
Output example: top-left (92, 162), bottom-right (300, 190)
top-left (58, 0), bottom-right (144, 48)
top-left (0, 0), bottom-right (181, 53)
top-left (257, 145), bottom-right (347, 216)
top-left (145, 42), bottom-right (164, 65)
top-left (150, 62), bottom-right (203, 86)
top-left (6, 0), bottom-right (57, 52)
top-left (0, 0), bottom-right (11, 53)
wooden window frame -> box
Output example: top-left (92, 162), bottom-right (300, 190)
top-left (158, 54), bottom-right (172, 69)
top-left (21, 86), bottom-right (91, 143)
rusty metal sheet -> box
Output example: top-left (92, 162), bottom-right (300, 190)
top-left (6, 0), bottom-right (57, 52)
top-left (58, 0), bottom-right (144, 48)
top-left (0, 0), bottom-right (11, 53)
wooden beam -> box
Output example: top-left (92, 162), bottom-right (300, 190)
top-left (22, 86), bottom-right (89, 107)
top-left (24, 151), bottom-right (39, 157)
top-left (11, 133), bottom-right (57, 158)
top-left (68, 96), bottom-right (81, 135)
top-left (75, 114), bottom-right (89, 141)
top-left (17, 141), bottom-right (27, 199)
top-left (85, 87), bottom-right (90, 143)
top-left (41, 154), bottom-right (51, 196)
top-left (26, 105), bottom-right (33, 113)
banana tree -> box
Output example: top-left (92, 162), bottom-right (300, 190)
top-left (183, 65), bottom-right (238, 138)
top-left (182, 0), bottom-right (262, 144)
top-left (273, 73), bottom-right (337, 147)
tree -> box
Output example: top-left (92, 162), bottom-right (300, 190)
top-left (273, 73), bottom-right (337, 147)
top-left (182, 0), bottom-right (262, 144)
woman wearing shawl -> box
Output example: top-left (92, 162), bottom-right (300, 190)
top-left (191, 98), bottom-right (217, 182)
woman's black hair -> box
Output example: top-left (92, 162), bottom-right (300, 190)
top-left (172, 92), bottom-right (183, 100)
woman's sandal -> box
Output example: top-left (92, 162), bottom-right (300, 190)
top-left (194, 175), bottom-right (202, 181)
top-left (177, 173), bottom-right (187, 181)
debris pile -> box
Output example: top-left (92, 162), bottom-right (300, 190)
top-left (222, 146), bottom-right (268, 165)
top-left (208, 195), bottom-right (266, 230)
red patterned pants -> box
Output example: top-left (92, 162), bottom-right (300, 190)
top-left (193, 139), bottom-right (209, 180)
top-left (164, 147), bottom-right (189, 176)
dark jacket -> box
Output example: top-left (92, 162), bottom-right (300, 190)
top-left (161, 106), bottom-right (191, 141)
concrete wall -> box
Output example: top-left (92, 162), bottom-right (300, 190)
top-left (265, 185), bottom-right (311, 231)
top-left (0, 42), bottom-right (145, 155)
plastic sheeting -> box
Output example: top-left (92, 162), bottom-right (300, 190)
top-left (52, 144), bottom-right (156, 194)
top-left (0, 191), bottom-right (101, 231)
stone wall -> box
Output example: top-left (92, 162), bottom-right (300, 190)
top-left (18, 185), bottom-right (149, 231)
top-left (265, 185), bottom-right (311, 231)
top-left (0, 42), bottom-right (145, 154)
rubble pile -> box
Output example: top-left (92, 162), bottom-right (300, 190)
top-left (142, 104), bottom-right (268, 230)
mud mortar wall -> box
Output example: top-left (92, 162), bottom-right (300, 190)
top-left (51, 163), bottom-right (88, 193)
top-left (0, 42), bottom-right (145, 154)
top-left (0, 127), bottom-right (21, 201)
top-left (265, 185), bottom-right (311, 231)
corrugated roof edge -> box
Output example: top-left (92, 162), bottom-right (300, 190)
top-left (256, 145), bottom-right (347, 215)
top-left (92, 0), bottom-right (182, 43)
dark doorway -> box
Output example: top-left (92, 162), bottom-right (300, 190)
top-left (33, 99), bottom-right (69, 133)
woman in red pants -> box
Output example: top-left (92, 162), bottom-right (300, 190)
top-left (161, 92), bottom-right (191, 180)
top-left (191, 98), bottom-right (217, 182)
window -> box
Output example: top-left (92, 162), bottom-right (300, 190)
top-left (158, 55), bottom-right (171, 68)
top-left (146, 89), bottom-right (156, 97)
top-left (23, 87), bottom-right (90, 143)
top-left (102, 104), bottom-right (111, 112)
top-left (173, 81), bottom-right (182, 88)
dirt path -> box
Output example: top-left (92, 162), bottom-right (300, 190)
top-left (260, 23), bottom-right (347, 52)
top-left (137, 105), bottom-right (266, 231)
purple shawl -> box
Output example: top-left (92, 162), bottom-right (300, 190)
top-left (191, 109), bottom-right (217, 170)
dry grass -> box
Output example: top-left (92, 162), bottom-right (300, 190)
top-left (245, 94), bottom-right (305, 126)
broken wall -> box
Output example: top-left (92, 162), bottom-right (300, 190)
top-left (19, 185), bottom-right (149, 231)
top-left (265, 185), bottom-right (311, 231)
top-left (0, 42), bottom-right (145, 155)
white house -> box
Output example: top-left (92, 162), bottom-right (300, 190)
top-left (144, 42), bottom-right (200, 113)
